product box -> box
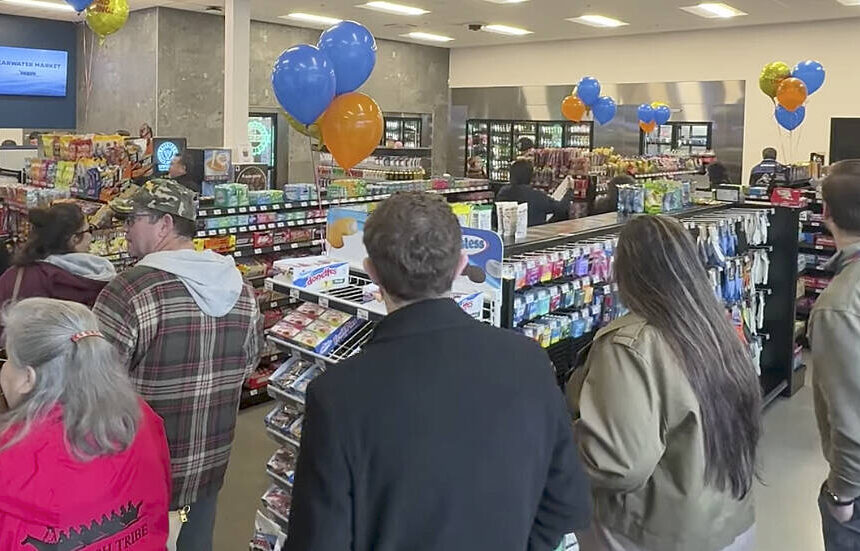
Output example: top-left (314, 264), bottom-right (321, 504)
top-left (454, 292), bottom-right (484, 319)
top-left (292, 315), bottom-right (363, 357)
top-left (273, 256), bottom-right (350, 291)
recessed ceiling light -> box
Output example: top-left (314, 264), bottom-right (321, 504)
top-left (402, 31), bottom-right (454, 42)
top-left (680, 2), bottom-right (747, 18)
top-left (483, 0), bottom-right (529, 4)
top-left (281, 12), bottom-right (343, 25)
top-left (1, 0), bottom-right (74, 11)
top-left (837, 0), bottom-right (860, 5)
top-left (483, 24), bottom-right (532, 36)
top-left (358, 1), bottom-right (429, 16)
top-left (568, 14), bottom-right (629, 28)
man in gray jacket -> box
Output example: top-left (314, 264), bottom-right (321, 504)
top-left (809, 159), bottom-right (860, 550)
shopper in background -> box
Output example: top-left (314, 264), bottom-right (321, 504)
top-left (497, 159), bottom-right (573, 226)
top-left (287, 192), bottom-right (591, 551)
top-left (517, 136), bottom-right (536, 162)
top-left (568, 215), bottom-right (761, 551)
top-left (707, 161), bottom-right (732, 189)
top-left (169, 150), bottom-right (201, 194)
top-left (27, 132), bottom-right (39, 146)
top-left (0, 298), bottom-right (171, 549)
top-left (749, 147), bottom-right (786, 188)
top-left (93, 179), bottom-right (262, 551)
top-left (591, 174), bottom-right (634, 216)
top-left (809, 159), bottom-right (860, 550)
top-left (0, 202), bottom-right (115, 308)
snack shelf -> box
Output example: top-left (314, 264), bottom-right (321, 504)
top-left (265, 273), bottom-right (387, 322)
top-left (259, 296), bottom-right (295, 312)
top-left (267, 382), bottom-right (305, 406)
top-left (804, 265), bottom-right (834, 275)
top-left (266, 425), bottom-right (301, 449)
top-left (266, 466), bottom-right (294, 491)
top-left (266, 321), bottom-right (376, 365)
top-left (632, 169), bottom-right (700, 179)
top-left (232, 240), bottom-right (324, 259)
top-left (197, 186), bottom-right (491, 218)
top-left (260, 496), bottom-right (291, 531)
top-left (240, 386), bottom-right (272, 409)
top-left (799, 244), bottom-right (836, 254)
top-left (196, 218), bottom-right (326, 238)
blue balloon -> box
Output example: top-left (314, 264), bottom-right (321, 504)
top-left (654, 105), bottom-right (671, 126)
top-left (592, 96), bottom-right (617, 125)
top-left (271, 45), bottom-right (337, 126)
top-left (637, 104), bottom-right (655, 123)
top-left (792, 60), bottom-right (825, 96)
top-left (318, 21), bottom-right (378, 95)
top-left (775, 105), bottom-right (805, 131)
top-left (67, 0), bottom-right (93, 11)
top-left (576, 77), bottom-right (601, 107)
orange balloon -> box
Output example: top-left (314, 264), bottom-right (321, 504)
top-left (776, 77), bottom-right (808, 112)
top-left (320, 92), bottom-right (384, 171)
top-left (561, 95), bottom-right (587, 122)
top-left (640, 121), bottom-right (657, 133)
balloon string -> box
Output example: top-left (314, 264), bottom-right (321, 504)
top-left (309, 134), bottom-right (322, 211)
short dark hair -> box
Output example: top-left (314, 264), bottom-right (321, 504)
top-left (363, 193), bottom-right (462, 303)
top-left (762, 148), bottom-right (777, 160)
top-left (517, 137), bottom-right (535, 153)
top-left (175, 150), bottom-right (195, 174)
top-left (823, 160), bottom-right (860, 234)
top-left (510, 159), bottom-right (534, 186)
top-left (141, 209), bottom-right (196, 239)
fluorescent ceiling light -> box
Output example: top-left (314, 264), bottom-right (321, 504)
top-left (1, 0), bottom-right (74, 11)
top-left (359, 1), bottom-right (429, 16)
top-left (568, 14), bottom-right (628, 28)
top-left (680, 2), bottom-right (747, 18)
top-left (402, 31), bottom-right (454, 42)
top-left (483, 0), bottom-right (529, 4)
top-left (837, 0), bottom-right (860, 5)
top-left (483, 24), bottom-right (532, 36)
top-left (281, 12), bottom-right (343, 25)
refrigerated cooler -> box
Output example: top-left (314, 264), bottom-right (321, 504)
top-left (466, 119), bottom-right (594, 182)
top-left (640, 122), bottom-right (713, 155)
top-left (382, 116), bottom-right (423, 148)
top-left (248, 112), bottom-right (277, 187)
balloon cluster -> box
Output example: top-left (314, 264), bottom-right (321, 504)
top-left (637, 102), bottom-right (671, 134)
top-left (271, 21), bottom-right (383, 171)
top-left (759, 60), bottom-right (826, 131)
top-left (561, 77), bottom-right (617, 126)
top-left (80, 0), bottom-right (129, 43)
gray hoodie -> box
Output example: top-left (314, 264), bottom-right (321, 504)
top-left (42, 253), bottom-right (117, 282)
top-left (138, 249), bottom-right (244, 317)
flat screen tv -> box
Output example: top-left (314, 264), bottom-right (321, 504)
top-left (0, 45), bottom-right (68, 98)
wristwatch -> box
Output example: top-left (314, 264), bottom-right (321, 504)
top-left (823, 484), bottom-right (856, 507)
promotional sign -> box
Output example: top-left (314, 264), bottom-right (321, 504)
top-left (152, 137), bottom-right (186, 176)
top-left (203, 149), bottom-right (232, 182)
top-left (0, 46), bottom-right (68, 97)
top-left (325, 207), bottom-right (504, 296)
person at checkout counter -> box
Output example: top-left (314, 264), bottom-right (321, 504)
top-left (497, 160), bottom-right (573, 227)
top-left (168, 150), bottom-right (201, 194)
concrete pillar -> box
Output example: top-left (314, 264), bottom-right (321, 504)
top-left (223, 0), bottom-right (250, 156)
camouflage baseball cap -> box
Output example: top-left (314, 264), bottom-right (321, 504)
top-left (109, 178), bottom-right (198, 221)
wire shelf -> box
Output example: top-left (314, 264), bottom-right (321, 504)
top-left (267, 321), bottom-right (376, 365)
top-left (266, 273), bottom-right (387, 322)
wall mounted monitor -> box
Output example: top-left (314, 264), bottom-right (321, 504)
top-left (0, 46), bottom-right (68, 97)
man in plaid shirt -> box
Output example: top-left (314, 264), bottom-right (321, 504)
top-left (93, 179), bottom-right (262, 550)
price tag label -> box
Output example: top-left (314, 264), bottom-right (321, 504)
top-left (218, 229), bottom-right (227, 236)
top-left (249, 206), bottom-right (258, 212)
top-left (268, 223), bottom-right (275, 229)
top-left (212, 209), bottom-right (222, 216)
top-left (239, 227), bottom-right (248, 233)
top-left (289, 288), bottom-right (300, 299)
top-left (357, 309), bottom-right (369, 321)
top-left (254, 248), bottom-right (262, 255)
top-left (208, 230), bottom-right (216, 237)
top-left (264, 279), bottom-right (274, 291)
top-left (300, 202), bottom-right (309, 207)
top-left (269, 301), bottom-right (278, 309)
top-left (273, 245), bottom-right (282, 252)
top-left (227, 208), bottom-right (236, 214)
top-left (318, 297), bottom-right (329, 308)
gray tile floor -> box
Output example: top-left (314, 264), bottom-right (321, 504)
top-left (214, 370), bottom-right (829, 551)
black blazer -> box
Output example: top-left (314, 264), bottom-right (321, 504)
top-left (286, 298), bottom-right (591, 551)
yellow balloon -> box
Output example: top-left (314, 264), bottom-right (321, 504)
top-left (651, 101), bottom-right (663, 109)
top-left (284, 111), bottom-right (323, 143)
top-left (86, 0), bottom-right (129, 41)
top-left (759, 61), bottom-right (791, 99)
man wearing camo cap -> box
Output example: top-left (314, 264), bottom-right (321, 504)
top-left (93, 178), bottom-right (263, 550)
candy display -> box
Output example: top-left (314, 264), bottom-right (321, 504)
top-left (267, 447), bottom-right (299, 488)
top-left (268, 304), bottom-right (363, 356)
top-left (262, 485), bottom-right (292, 522)
top-left (264, 402), bottom-right (303, 441)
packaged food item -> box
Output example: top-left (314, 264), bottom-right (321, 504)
top-left (454, 292), bottom-right (483, 319)
top-left (253, 231), bottom-right (274, 248)
top-left (516, 203), bottom-right (529, 239)
top-left (496, 202), bottom-right (519, 237)
top-left (451, 203), bottom-right (472, 227)
top-left (262, 485), bottom-right (292, 520)
top-left (273, 256), bottom-right (349, 291)
top-left (296, 303), bottom-right (327, 317)
top-left (318, 309), bottom-right (352, 326)
top-left (470, 204), bottom-right (493, 231)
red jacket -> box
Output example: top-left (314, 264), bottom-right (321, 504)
top-left (0, 399), bottom-right (171, 551)
top-left (0, 263), bottom-right (109, 308)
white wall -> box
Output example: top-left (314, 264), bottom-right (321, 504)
top-left (450, 18), bottom-right (860, 177)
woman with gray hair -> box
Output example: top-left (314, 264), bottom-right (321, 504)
top-left (0, 297), bottom-right (171, 549)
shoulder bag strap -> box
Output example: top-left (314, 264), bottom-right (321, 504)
top-left (11, 266), bottom-right (24, 303)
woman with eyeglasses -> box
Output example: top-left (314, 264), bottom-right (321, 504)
top-left (0, 202), bottom-right (116, 308)
top-left (0, 298), bottom-right (170, 548)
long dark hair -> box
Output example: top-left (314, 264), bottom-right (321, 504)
top-left (15, 203), bottom-right (85, 266)
top-left (614, 215), bottom-right (761, 499)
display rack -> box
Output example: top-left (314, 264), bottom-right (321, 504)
top-left (797, 191), bottom-right (833, 347)
top-left (500, 202), bottom-right (804, 406)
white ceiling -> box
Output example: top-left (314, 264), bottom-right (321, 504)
top-left (3, 0), bottom-right (860, 48)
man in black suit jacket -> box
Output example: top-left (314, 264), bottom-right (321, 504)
top-left (287, 192), bottom-right (591, 551)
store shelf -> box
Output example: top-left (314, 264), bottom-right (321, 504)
top-left (198, 186), bottom-right (491, 218)
top-left (267, 382), bottom-right (305, 406)
top-left (804, 265), bottom-right (834, 275)
top-left (266, 426), bottom-right (301, 449)
top-left (799, 243), bottom-right (836, 254)
top-left (259, 296), bottom-right (295, 312)
top-left (231, 240), bottom-right (323, 258)
top-left (240, 386), bottom-right (272, 409)
top-left (196, 218), bottom-right (326, 238)
top-left (761, 371), bottom-right (789, 409)
top-left (267, 321), bottom-right (375, 365)
top-left (266, 466), bottom-right (294, 491)
top-left (260, 497), bottom-right (291, 531)
top-left (632, 169), bottom-right (700, 179)
top-left (266, 273), bottom-right (387, 322)
top-left (801, 220), bottom-right (827, 229)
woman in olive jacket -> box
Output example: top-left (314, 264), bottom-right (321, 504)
top-left (568, 215), bottom-right (761, 551)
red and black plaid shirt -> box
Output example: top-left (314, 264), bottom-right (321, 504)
top-left (94, 265), bottom-right (262, 509)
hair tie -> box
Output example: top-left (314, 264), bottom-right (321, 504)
top-left (71, 330), bottom-right (104, 343)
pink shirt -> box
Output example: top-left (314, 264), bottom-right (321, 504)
top-left (0, 399), bottom-right (171, 551)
